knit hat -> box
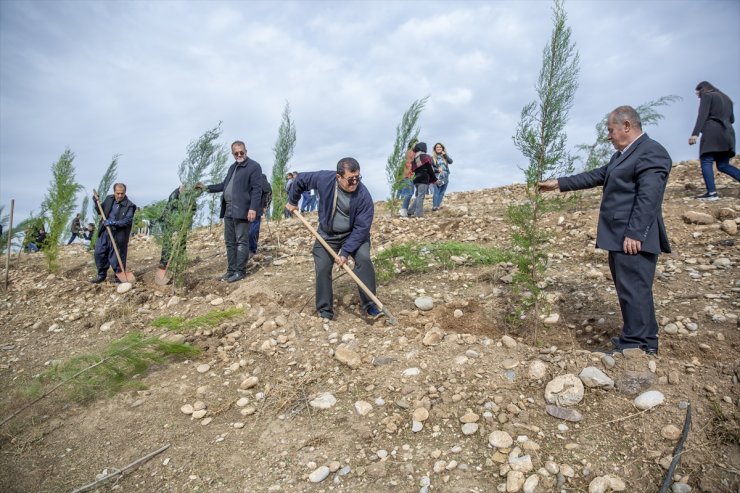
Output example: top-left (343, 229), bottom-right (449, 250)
top-left (413, 142), bottom-right (427, 153)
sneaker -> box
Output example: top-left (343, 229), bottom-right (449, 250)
top-left (366, 304), bottom-right (383, 319)
top-left (227, 272), bottom-right (246, 283)
top-left (90, 274), bottom-right (106, 284)
top-left (399, 208), bottom-right (408, 217)
top-left (695, 191), bottom-right (719, 201)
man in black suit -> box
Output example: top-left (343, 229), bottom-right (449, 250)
top-left (539, 105), bottom-right (672, 356)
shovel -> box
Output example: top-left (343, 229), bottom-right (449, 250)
top-left (292, 209), bottom-right (396, 325)
top-left (93, 190), bottom-right (136, 284)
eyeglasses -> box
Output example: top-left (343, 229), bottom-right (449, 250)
top-left (341, 174), bottom-right (362, 185)
top-left (233, 150), bottom-right (246, 157)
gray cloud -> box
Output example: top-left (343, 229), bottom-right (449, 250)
top-left (1, 0), bottom-right (738, 226)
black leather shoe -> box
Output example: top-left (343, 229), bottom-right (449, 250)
top-left (645, 347), bottom-right (658, 356)
top-left (226, 272), bottom-right (246, 283)
top-left (90, 274), bottom-right (106, 284)
top-left (218, 272), bottom-right (233, 281)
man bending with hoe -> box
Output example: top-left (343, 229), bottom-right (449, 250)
top-left (91, 183), bottom-right (137, 284)
top-left (285, 157), bottom-right (382, 321)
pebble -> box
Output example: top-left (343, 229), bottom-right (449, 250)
top-left (501, 335), bottom-right (517, 348)
top-left (543, 313), bottom-right (560, 325)
top-left (191, 410), bottom-right (207, 419)
top-left (460, 411), bottom-right (479, 423)
top-left (671, 483), bottom-right (692, 493)
top-left (403, 367), bottom-right (421, 377)
top-left (100, 321), bottom-right (115, 332)
top-left (201, 417), bottom-right (212, 426)
top-left (210, 297), bottom-right (224, 306)
top-left (523, 474), bottom-right (539, 493)
top-left (116, 282), bottom-right (132, 294)
top-left (663, 323), bottom-right (678, 335)
top-left (308, 465), bottom-right (330, 483)
top-left (634, 390), bottom-right (665, 410)
top-left (180, 404), bottom-right (194, 415)
top-left (661, 425), bottom-right (681, 440)
top-left (309, 393), bottom-right (337, 409)
top-left (414, 297), bottom-right (434, 311)
top-left (233, 422), bottom-right (244, 429)
top-left (236, 397), bottom-right (249, 407)
top-left (196, 364), bottom-right (210, 374)
top-left (488, 430), bottom-right (513, 448)
top-left (528, 360), bottom-right (547, 380)
top-left (579, 367), bottom-right (615, 390)
top-left (413, 407), bottom-right (429, 422)
top-left (453, 309), bottom-right (463, 318)
top-left (240, 376), bottom-right (259, 389)
top-left (334, 345), bottom-right (362, 369)
top-left (354, 401), bottom-right (373, 416)
top-left (412, 420), bottom-right (423, 433)
top-left (461, 423), bottom-right (479, 435)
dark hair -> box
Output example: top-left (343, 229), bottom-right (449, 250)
top-left (695, 81), bottom-right (731, 101)
top-left (336, 157), bottom-right (360, 175)
top-left (113, 182), bottom-right (127, 192)
top-left (433, 142), bottom-right (446, 153)
top-left (609, 106), bottom-right (642, 131)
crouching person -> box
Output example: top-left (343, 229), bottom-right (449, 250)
top-left (285, 157), bottom-right (382, 321)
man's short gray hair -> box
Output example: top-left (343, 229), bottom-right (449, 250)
top-left (610, 106), bottom-right (642, 130)
top-left (336, 157), bottom-right (360, 175)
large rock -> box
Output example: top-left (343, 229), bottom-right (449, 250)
top-left (488, 430), bottom-right (513, 448)
top-left (544, 374), bottom-right (584, 406)
top-left (634, 390), bottom-right (665, 410)
top-left (309, 393), bottom-right (337, 410)
top-left (528, 360), bottom-right (548, 380)
top-left (721, 219), bottom-right (737, 235)
top-left (415, 297), bottom-right (434, 311)
top-left (423, 327), bottom-right (445, 346)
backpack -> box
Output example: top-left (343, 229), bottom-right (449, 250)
top-left (261, 174), bottom-right (273, 211)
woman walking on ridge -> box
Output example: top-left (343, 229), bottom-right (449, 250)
top-left (431, 142), bottom-right (453, 210)
top-left (689, 81), bottom-right (738, 200)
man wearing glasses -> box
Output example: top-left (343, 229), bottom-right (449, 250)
top-left (286, 157), bottom-right (382, 320)
top-left (201, 140), bottom-right (263, 283)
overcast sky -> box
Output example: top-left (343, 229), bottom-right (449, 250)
top-left (1, 0), bottom-right (738, 226)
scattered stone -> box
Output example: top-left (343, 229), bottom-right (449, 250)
top-left (528, 360), bottom-right (547, 380)
top-left (100, 321), bottom-right (115, 332)
top-left (682, 211), bottom-right (714, 225)
top-left (545, 405), bottom-right (583, 422)
top-left (191, 410), bottom-right (207, 419)
top-left (236, 397), bottom-right (249, 407)
top-left (453, 309), bottom-right (463, 318)
top-left (523, 474), bottom-right (539, 493)
top-left (309, 393), bottom-right (336, 410)
top-left (415, 297), bottom-right (434, 311)
top-left (180, 404), bottom-right (194, 415)
top-left (545, 374), bottom-right (584, 406)
top-left (671, 483), bottom-right (692, 493)
top-left (196, 364), bottom-right (210, 374)
top-left (634, 390), bottom-right (665, 410)
top-left (240, 376), bottom-right (259, 389)
top-left (501, 335), bottom-right (517, 348)
top-left (543, 313), bottom-right (560, 325)
top-left (721, 219), bottom-right (737, 235)
top-left (334, 345), bottom-right (362, 369)
top-left (614, 371), bottom-right (655, 395)
top-left (661, 425), bottom-right (681, 440)
top-left (413, 407), bottom-right (429, 422)
top-left (412, 420), bottom-right (423, 433)
top-left (402, 367), bottom-right (421, 377)
top-left (422, 327), bottom-right (445, 346)
top-left (488, 430), bottom-right (513, 449)
top-left (210, 297), bottom-right (224, 306)
top-left (506, 470), bottom-right (525, 492)
top-left (308, 465), bottom-right (330, 483)
top-left (579, 367), bottom-right (614, 390)
top-left (354, 401), bottom-right (373, 416)
top-left (115, 282), bottom-right (132, 294)
top-left (461, 423), bottom-right (479, 435)
top-left (663, 323), bottom-right (678, 335)
top-left (588, 475), bottom-right (626, 492)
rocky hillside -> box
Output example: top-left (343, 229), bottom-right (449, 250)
top-left (0, 160), bottom-right (738, 493)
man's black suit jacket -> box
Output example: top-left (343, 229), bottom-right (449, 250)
top-left (557, 133), bottom-right (672, 255)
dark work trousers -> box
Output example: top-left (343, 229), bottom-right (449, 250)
top-left (224, 217), bottom-right (251, 275)
top-left (313, 236), bottom-right (377, 318)
top-left (608, 250), bottom-right (659, 352)
top-left (94, 230), bottom-right (127, 276)
top-left (249, 216), bottom-right (261, 254)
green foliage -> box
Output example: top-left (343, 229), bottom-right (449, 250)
top-left (385, 96), bottom-right (428, 206)
top-left (508, 0), bottom-right (579, 326)
top-left (374, 241), bottom-right (511, 283)
top-left (270, 101), bottom-right (297, 221)
top-left (41, 148), bottom-right (83, 272)
top-left (137, 199), bottom-right (168, 235)
top-left (208, 146), bottom-right (229, 228)
top-left (90, 155), bottom-right (119, 251)
top-left (151, 307), bottom-right (245, 331)
top-left (28, 332), bottom-right (199, 403)
top-left (79, 195), bottom-right (89, 227)
top-left (158, 123), bottom-right (222, 283)
top-left (575, 95), bottom-right (681, 171)
top-left (14, 214), bottom-right (46, 252)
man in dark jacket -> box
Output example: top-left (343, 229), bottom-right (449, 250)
top-left (539, 106), bottom-right (671, 356)
top-left (285, 157), bottom-right (381, 321)
top-left (409, 142), bottom-right (437, 218)
top-left (67, 213), bottom-right (82, 244)
top-left (203, 140), bottom-right (263, 283)
top-left (91, 183), bottom-right (137, 283)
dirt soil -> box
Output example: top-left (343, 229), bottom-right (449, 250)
top-left (0, 160), bottom-right (738, 493)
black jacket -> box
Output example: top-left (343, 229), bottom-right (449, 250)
top-left (208, 157), bottom-right (263, 219)
top-left (97, 194), bottom-right (137, 247)
top-left (692, 91), bottom-right (736, 157)
top-left (558, 134), bottom-right (671, 255)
